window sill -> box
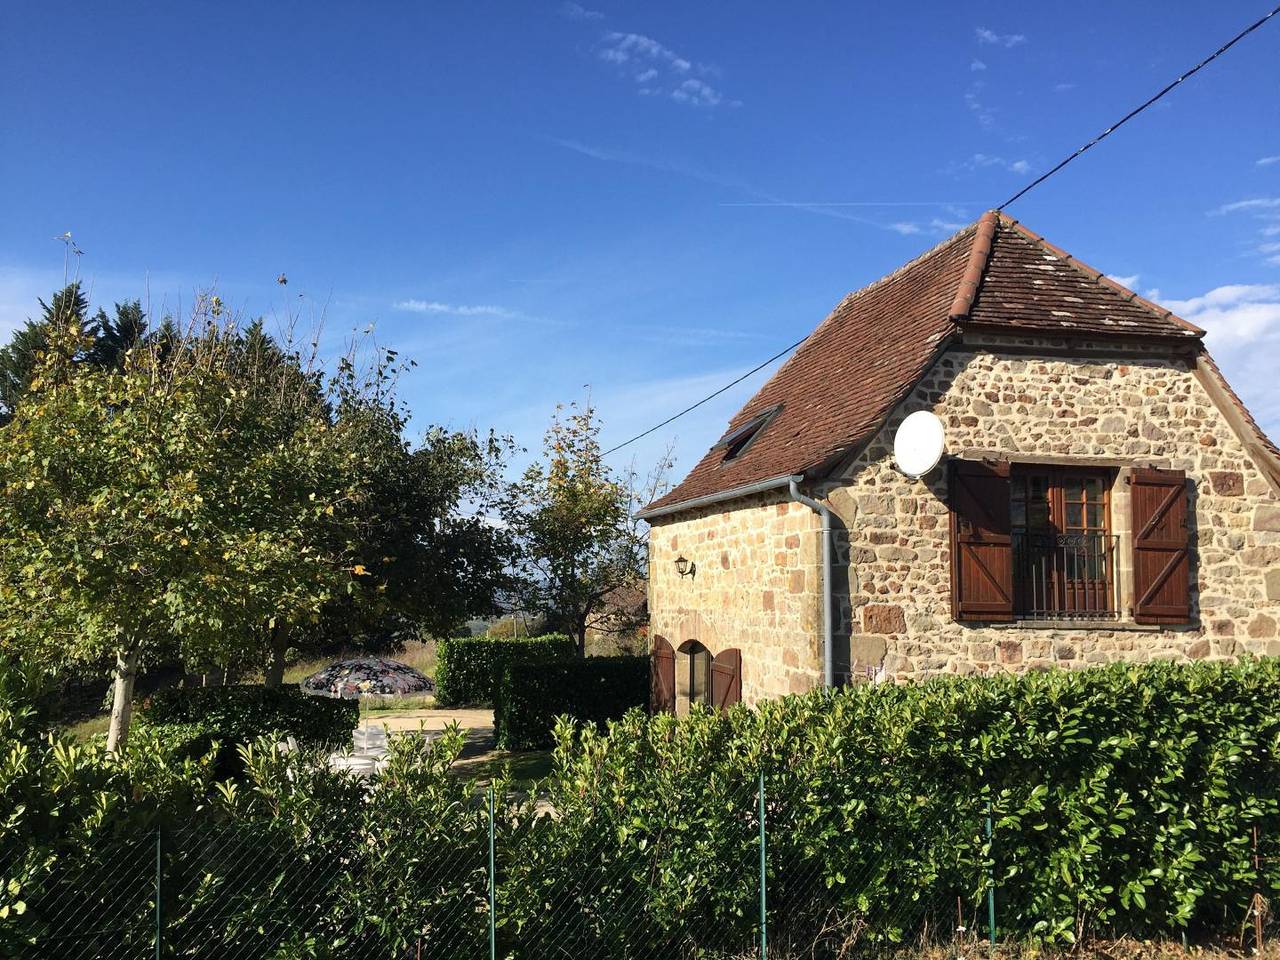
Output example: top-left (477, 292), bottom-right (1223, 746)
top-left (990, 619), bottom-right (1163, 633)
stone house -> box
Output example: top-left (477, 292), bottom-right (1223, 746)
top-left (639, 211), bottom-right (1280, 712)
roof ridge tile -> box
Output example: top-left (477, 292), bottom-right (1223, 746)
top-left (947, 210), bottom-right (998, 319)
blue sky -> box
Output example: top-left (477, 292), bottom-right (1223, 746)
top-left (3, 1), bottom-right (1278, 486)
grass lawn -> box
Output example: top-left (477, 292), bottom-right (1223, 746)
top-left (362, 694), bottom-right (436, 713)
top-left (456, 748), bottom-right (554, 786)
top-left (62, 714), bottom-right (111, 741)
top-left (281, 637), bottom-right (439, 686)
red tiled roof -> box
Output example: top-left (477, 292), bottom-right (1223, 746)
top-left (968, 219), bottom-right (1204, 339)
top-left (643, 212), bottom-right (1268, 516)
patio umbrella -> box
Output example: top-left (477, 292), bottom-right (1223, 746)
top-left (301, 656), bottom-right (435, 699)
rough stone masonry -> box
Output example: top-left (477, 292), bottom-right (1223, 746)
top-left (648, 334), bottom-right (1280, 703)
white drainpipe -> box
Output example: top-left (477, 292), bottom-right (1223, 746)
top-left (788, 479), bottom-right (834, 688)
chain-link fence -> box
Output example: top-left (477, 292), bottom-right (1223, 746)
top-left (5, 774), bottom-right (1277, 959)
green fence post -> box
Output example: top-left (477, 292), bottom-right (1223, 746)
top-left (154, 826), bottom-right (164, 960)
top-left (758, 770), bottom-right (767, 960)
top-left (985, 802), bottom-right (996, 949)
top-left (488, 785), bottom-right (496, 960)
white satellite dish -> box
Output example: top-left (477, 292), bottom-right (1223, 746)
top-left (893, 411), bottom-right (946, 479)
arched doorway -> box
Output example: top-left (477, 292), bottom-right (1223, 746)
top-left (675, 640), bottom-right (711, 716)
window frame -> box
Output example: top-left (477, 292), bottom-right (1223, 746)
top-left (1009, 464), bottom-right (1118, 621)
top-left (713, 404), bottom-right (783, 464)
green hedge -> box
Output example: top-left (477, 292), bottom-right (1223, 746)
top-left (138, 683), bottom-right (357, 753)
top-left (433, 634), bottom-right (576, 707)
top-left (9, 658), bottom-right (1280, 954)
top-left (495, 655), bottom-right (649, 750)
top-left (524, 657), bottom-right (1280, 946)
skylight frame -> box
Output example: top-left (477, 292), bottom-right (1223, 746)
top-left (713, 404), bottom-right (783, 464)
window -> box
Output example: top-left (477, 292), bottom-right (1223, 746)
top-left (713, 404), bottom-right (782, 463)
top-left (1011, 466), bottom-right (1118, 620)
top-left (950, 460), bottom-right (1192, 626)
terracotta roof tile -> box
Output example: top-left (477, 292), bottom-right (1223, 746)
top-left (643, 212), bottom-right (1274, 516)
top-left (643, 221), bottom-right (977, 513)
top-left (967, 217), bottom-right (1204, 339)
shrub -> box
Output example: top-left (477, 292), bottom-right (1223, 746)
top-left (495, 655), bottom-right (648, 750)
top-left (0, 670), bottom-right (487, 958)
top-left (525, 657), bottom-right (1280, 947)
top-left (138, 683), bottom-right (357, 752)
top-left (433, 634), bottom-right (575, 707)
top-left (8, 657), bottom-right (1280, 955)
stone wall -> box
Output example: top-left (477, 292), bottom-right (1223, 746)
top-left (648, 493), bottom-right (824, 703)
top-left (820, 336), bottom-right (1280, 680)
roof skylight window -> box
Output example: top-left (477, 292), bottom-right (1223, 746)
top-left (713, 404), bottom-right (782, 463)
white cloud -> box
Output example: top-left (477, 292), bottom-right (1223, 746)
top-left (1257, 156), bottom-right (1280, 167)
top-left (1212, 197), bottom-right (1280, 215)
top-left (884, 218), bottom-right (970, 237)
top-left (964, 82), bottom-right (996, 130)
top-left (559, 1), bottom-right (604, 20)
top-left (951, 153), bottom-right (1031, 176)
top-left (393, 299), bottom-right (522, 319)
top-left (550, 137), bottom-right (965, 232)
top-left (1163, 285), bottom-right (1280, 341)
top-left (596, 31), bottom-right (736, 108)
top-left (670, 77), bottom-right (722, 107)
top-left (1210, 196), bottom-right (1280, 266)
top-left (1106, 274), bottom-right (1140, 289)
top-left (1053, 82), bottom-right (1077, 93)
top-left (970, 59), bottom-right (986, 72)
top-left (975, 27), bottom-right (1027, 48)
top-left (1161, 284), bottom-right (1280, 441)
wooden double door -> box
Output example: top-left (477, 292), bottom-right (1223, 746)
top-left (651, 638), bottom-right (741, 714)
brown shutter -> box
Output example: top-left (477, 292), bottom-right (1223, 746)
top-left (949, 459), bottom-right (1015, 622)
top-left (710, 648), bottom-right (742, 712)
top-left (1129, 468), bottom-right (1192, 624)
top-left (651, 636), bottom-right (675, 714)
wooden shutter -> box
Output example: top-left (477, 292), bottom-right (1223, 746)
top-left (651, 636), bottom-right (675, 714)
top-left (949, 459), bottom-right (1015, 622)
top-left (710, 648), bottom-right (742, 712)
top-left (1129, 468), bottom-right (1192, 624)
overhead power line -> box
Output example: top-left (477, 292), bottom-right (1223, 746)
top-left (998, 2), bottom-right (1280, 210)
top-left (602, 4), bottom-right (1280, 458)
top-left (601, 335), bottom-right (808, 457)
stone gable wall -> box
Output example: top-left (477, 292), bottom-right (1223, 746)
top-left (648, 494), bottom-right (824, 702)
top-left (821, 337), bottom-right (1280, 680)
top-left (646, 336), bottom-right (1280, 699)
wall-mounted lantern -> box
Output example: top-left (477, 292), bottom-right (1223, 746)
top-left (674, 555), bottom-right (696, 579)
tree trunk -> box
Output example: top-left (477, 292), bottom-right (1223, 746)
top-left (263, 624), bottom-right (287, 688)
top-left (106, 646), bottom-right (140, 753)
top-left (575, 617), bottom-right (587, 658)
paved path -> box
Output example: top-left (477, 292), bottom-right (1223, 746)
top-left (365, 707), bottom-right (496, 759)
top-left (330, 708), bottom-right (496, 774)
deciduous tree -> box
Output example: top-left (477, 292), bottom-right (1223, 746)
top-left (499, 403), bottom-right (668, 655)
top-left (0, 299), bottom-right (368, 748)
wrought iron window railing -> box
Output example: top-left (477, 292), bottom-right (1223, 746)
top-left (1012, 530), bottom-right (1120, 620)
